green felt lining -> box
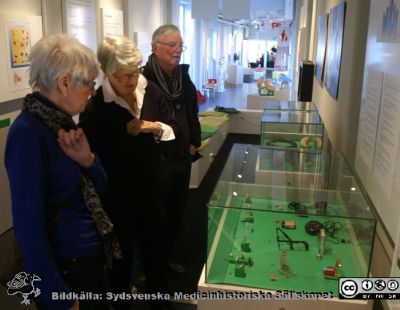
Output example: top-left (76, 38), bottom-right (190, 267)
top-left (206, 197), bottom-right (373, 295)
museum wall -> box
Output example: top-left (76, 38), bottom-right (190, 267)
top-left (311, 2), bottom-right (395, 309)
top-left (311, 0), bottom-right (369, 167)
top-left (0, 0), bottom-right (41, 15)
top-left (353, 4), bottom-right (400, 306)
top-left (0, 0), bottom-right (169, 235)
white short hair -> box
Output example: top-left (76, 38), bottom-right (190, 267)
top-left (97, 36), bottom-right (142, 74)
top-left (29, 34), bottom-right (99, 92)
top-left (152, 24), bottom-right (181, 44)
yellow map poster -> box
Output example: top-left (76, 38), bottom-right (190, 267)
top-left (0, 14), bottom-right (42, 101)
top-left (8, 24), bottom-right (31, 68)
top-left (4, 22), bottom-right (32, 92)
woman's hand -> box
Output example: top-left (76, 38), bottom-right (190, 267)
top-left (126, 119), bottom-right (161, 136)
top-left (57, 128), bottom-right (95, 168)
top-left (189, 144), bottom-right (197, 156)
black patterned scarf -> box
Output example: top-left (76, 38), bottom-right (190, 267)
top-left (22, 93), bottom-right (122, 266)
top-left (147, 53), bottom-right (183, 100)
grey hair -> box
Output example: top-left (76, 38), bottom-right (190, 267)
top-left (29, 34), bottom-right (99, 92)
top-left (97, 36), bottom-right (142, 74)
top-left (152, 24), bottom-right (181, 44)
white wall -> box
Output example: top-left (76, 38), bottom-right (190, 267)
top-left (100, 0), bottom-right (122, 9)
top-left (310, 1), bottom-right (395, 299)
top-left (127, 0), bottom-right (166, 37)
top-left (0, 0), bottom-right (41, 15)
top-left (42, 0), bottom-right (63, 35)
top-left (291, 0), bottom-right (314, 101)
top-left (354, 1), bottom-right (400, 291)
top-left (311, 0), bottom-right (369, 166)
top-left (0, 0), bottom-right (127, 236)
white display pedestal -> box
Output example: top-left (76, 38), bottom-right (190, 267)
top-left (190, 119), bottom-right (229, 188)
top-left (197, 267), bottom-right (372, 310)
top-left (247, 89), bottom-right (291, 110)
top-left (227, 64), bottom-right (244, 85)
top-left (228, 109), bottom-right (262, 135)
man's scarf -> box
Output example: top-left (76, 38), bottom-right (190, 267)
top-left (147, 53), bottom-right (183, 100)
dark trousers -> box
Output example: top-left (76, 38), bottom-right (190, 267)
top-left (108, 212), bottom-right (169, 310)
top-left (158, 155), bottom-right (192, 260)
top-left (58, 250), bottom-right (110, 310)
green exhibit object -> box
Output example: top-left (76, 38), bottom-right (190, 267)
top-left (279, 250), bottom-right (293, 277)
top-left (245, 193), bottom-right (252, 203)
top-left (234, 264), bottom-right (246, 278)
top-left (241, 237), bottom-right (251, 252)
top-left (316, 228), bottom-right (327, 260)
top-left (241, 212), bottom-right (254, 224)
top-left (226, 253), bottom-right (253, 267)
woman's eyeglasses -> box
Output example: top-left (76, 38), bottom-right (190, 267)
top-left (113, 70), bottom-right (140, 83)
top-left (80, 79), bottom-right (96, 90)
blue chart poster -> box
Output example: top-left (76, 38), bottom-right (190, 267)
top-left (378, 0), bottom-right (400, 42)
top-left (324, 2), bottom-right (346, 99)
top-left (315, 13), bottom-right (328, 83)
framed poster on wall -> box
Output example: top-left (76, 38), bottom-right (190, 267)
top-left (62, 0), bottom-right (97, 52)
top-left (377, 0), bottom-right (400, 43)
top-left (0, 14), bottom-right (42, 103)
top-left (315, 12), bottom-right (328, 83)
top-left (324, 2), bottom-right (346, 99)
top-left (101, 8), bottom-right (123, 37)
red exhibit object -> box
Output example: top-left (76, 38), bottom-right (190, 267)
top-left (323, 266), bottom-right (336, 277)
top-left (271, 21), bottom-right (281, 29)
top-left (280, 30), bottom-right (288, 42)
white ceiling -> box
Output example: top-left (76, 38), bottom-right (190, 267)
top-left (250, 0), bottom-right (286, 20)
top-left (219, 0), bottom-right (293, 26)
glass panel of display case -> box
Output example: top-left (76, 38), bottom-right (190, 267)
top-left (263, 100), bottom-right (317, 112)
top-left (256, 146), bottom-right (329, 190)
top-left (260, 111), bottom-right (324, 151)
top-left (222, 144), bottom-right (360, 192)
top-left (207, 183), bottom-right (376, 296)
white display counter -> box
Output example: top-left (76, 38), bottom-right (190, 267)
top-left (227, 64), bottom-right (244, 85)
top-left (190, 117), bottom-right (229, 188)
top-left (247, 89), bottom-right (291, 110)
top-left (197, 267), bottom-right (372, 310)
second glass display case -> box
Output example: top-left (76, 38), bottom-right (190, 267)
top-left (260, 111), bottom-right (325, 151)
top-left (263, 100), bottom-right (317, 112)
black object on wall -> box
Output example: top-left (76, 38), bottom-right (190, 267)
top-left (298, 60), bottom-right (315, 102)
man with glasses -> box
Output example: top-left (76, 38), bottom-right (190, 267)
top-left (142, 24), bottom-right (201, 274)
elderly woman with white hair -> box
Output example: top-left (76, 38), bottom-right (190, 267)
top-left (79, 35), bottom-right (178, 309)
top-left (5, 34), bottom-right (120, 310)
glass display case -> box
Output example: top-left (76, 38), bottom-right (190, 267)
top-left (255, 146), bottom-right (328, 190)
top-left (222, 144), bottom-right (358, 192)
top-left (260, 111), bottom-right (325, 151)
top-left (263, 100), bottom-right (317, 112)
top-left (205, 144), bottom-right (376, 297)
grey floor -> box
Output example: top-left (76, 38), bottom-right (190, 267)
top-left (199, 82), bottom-right (259, 112)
